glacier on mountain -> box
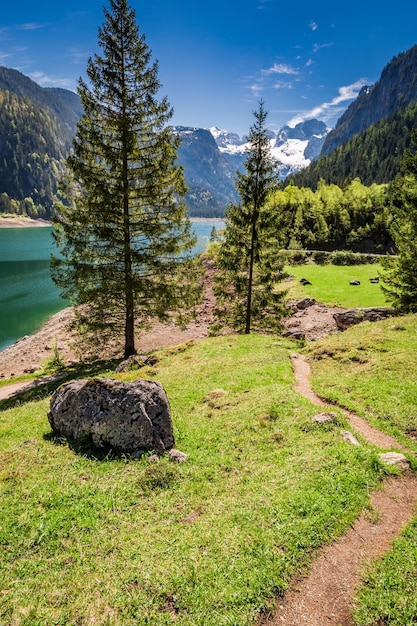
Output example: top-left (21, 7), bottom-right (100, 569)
top-left (208, 119), bottom-right (328, 180)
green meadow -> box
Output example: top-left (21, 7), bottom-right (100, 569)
top-left (284, 263), bottom-right (387, 308)
top-left (1, 263), bottom-right (416, 625)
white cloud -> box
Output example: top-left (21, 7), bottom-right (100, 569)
top-left (288, 79), bottom-right (368, 126)
top-left (19, 23), bottom-right (45, 30)
top-left (313, 42), bottom-right (333, 53)
top-left (247, 61), bottom-right (300, 97)
top-left (67, 47), bottom-right (89, 65)
top-left (273, 81), bottom-right (294, 90)
top-left (309, 21), bottom-right (318, 31)
top-left (29, 71), bottom-right (77, 90)
top-left (247, 82), bottom-right (265, 96)
top-left (257, 0), bottom-right (271, 8)
top-left (262, 63), bottom-right (299, 77)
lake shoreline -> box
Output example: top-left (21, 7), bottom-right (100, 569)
top-left (0, 218), bottom-right (224, 355)
top-left (0, 217), bottom-right (52, 228)
top-left (0, 216), bottom-right (224, 228)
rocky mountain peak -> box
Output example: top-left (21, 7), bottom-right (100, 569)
top-left (321, 44), bottom-right (417, 156)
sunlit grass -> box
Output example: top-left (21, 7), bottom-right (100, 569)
top-left (283, 264), bottom-right (387, 308)
top-left (307, 314), bottom-right (417, 451)
top-left (0, 334), bottom-right (383, 625)
top-left (306, 314), bottom-right (417, 625)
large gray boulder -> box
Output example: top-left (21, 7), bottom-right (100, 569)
top-left (48, 377), bottom-right (174, 454)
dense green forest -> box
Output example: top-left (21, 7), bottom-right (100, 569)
top-left (267, 178), bottom-right (393, 253)
top-left (0, 67), bottom-right (82, 219)
top-left (289, 101), bottom-right (417, 189)
top-left (0, 91), bottom-right (64, 218)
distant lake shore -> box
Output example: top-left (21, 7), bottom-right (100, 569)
top-left (0, 215), bottom-right (224, 228)
top-left (0, 217), bottom-right (52, 228)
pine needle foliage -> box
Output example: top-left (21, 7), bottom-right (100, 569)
top-left (51, 0), bottom-right (202, 357)
top-left (381, 130), bottom-right (417, 311)
top-left (212, 101), bottom-right (287, 335)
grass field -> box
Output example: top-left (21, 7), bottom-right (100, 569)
top-left (1, 335), bottom-right (387, 626)
top-left (284, 264), bottom-right (387, 308)
top-left (1, 264), bottom-right (416, 625)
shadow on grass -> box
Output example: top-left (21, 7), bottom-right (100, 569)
top-left (0, 357), bottom-right (121, 411)
top-left (43, 430), bottom-right (124, 461)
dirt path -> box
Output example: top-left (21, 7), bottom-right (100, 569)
top-left (261, 354), bottom-right (417, 626)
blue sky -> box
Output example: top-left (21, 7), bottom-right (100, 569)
top-left (1, 0), bottom-right (416, 135)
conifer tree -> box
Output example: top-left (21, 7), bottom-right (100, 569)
top-left (212, 100), bottom-right (287, 334)
top-left (381, 131), bottom-right (417, 311)
top-left (52, 0), bottom-right (202, 357)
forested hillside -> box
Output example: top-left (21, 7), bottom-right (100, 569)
top-left (288, 101), bottom-right (417, 189)
top-left (0, 67), bottom-right (82, 219)
top-left (321, 45), bottom-right (417, 156)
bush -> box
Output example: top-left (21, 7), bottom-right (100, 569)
top-left (284, 249), bottom-right (382, 266)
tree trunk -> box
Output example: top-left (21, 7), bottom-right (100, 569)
top-left (245, 216), bottom-right (257, 334)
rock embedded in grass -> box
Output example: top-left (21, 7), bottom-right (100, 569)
top-left (378, 452), bottom-right (410, 471)
top-left (341, 430), bottom-right (361, 445)
top-left (48, 377), bottom-right (175, 454)
top-left (313, 411), bottom-right (338, 424)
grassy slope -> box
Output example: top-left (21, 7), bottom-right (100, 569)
top-left (0, 335), bottom-right (384, 626)
top-left (1, 264), bottom-right (415, 625)
top-left (307, 315), bottom-right (417, 625)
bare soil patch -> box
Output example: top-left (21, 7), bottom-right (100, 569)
top-left (284, 302), bottom-right (345, 341)
top-left (0, 217), bottom-right (51, 227)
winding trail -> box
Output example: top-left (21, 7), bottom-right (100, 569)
top-left (261, 353), bottom-right (417, 626)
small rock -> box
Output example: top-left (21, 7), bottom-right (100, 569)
top-left (369, 276), bottom-right (380, 283)
top-left (349, 280), bottom-right (361, 285)
top-left (169, 449), bottom-right (188, 463)
top-left (379, 452), bottom-right (410, 471)
top-left (203, 389), bottom-right (227, 402)
top-left (148, 454), bottom-right (160, 463)
top-left (340, 430), bottom-right (361, 445)
top-left (295, 297), bottom-right (316, 310)
top-left (313, 412), bottom-right (338, 424)
top-left (283, 330), bottom-right (305, 340)
top-left (300, 278), bottom-right (312, 285)
top-left (333, 307), bottom-right (395, 330)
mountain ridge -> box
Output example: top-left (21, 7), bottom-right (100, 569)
top-left (2, 40), bottom-right (417, 219)
top-left (321, 45), bottom-right (417, 156)
top-left (173, 120), bottom-right (328, 215)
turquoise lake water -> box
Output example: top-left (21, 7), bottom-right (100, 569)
top-left (0, 220), bottom-right (223, 353)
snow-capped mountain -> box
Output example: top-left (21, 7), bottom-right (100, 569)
top-left (174, 120), bottom-right (329, 216)
top-left (210, 119), bottom-right (329, 180)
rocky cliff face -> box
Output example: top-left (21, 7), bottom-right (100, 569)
top-left (174, 126), bottom-right (240, 216)
top-left (321, 45), bottom-right (417, 156)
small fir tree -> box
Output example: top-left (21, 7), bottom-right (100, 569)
top-left (52, 0), bottom-right (202, 357)
top-left (381, 131), bottom-right (417, 311)
top-left (212, 100), bottom-right (287, 334)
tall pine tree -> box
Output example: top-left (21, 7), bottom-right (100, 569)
top-left (212, 100), bottom-right (287, 335)
top-left (52, 0), bottom-right (202, 357)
